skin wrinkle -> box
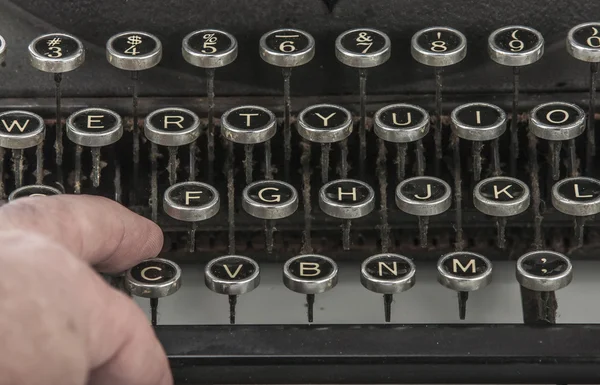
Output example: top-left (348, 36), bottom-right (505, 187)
top-left (0, 196), bottom-right (171, 385)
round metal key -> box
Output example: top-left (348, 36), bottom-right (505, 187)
top-left (411, 26), bottom-right (467, 67)
top-left (0, 110), bottom-right (45, 149)
top-left (8, 184), bottom-right (62, 201)
top-left (126, 258), bottom-right (182, 298)
top-left (144, 107), bottom-right (200, 147)
top-left (283, 254), bottom-right (338, 295)
top-left (529, 102), bottom-right (586, 141)
top-left (0, 35), bottom-right (6, 64)
top-left (567, 23), bottom-right (600, 62)
top-left (552, 177), bottom-right (600, 216)
top-left (164, 181), bottom-right (220, 222)
top-left (297, 104), bottom-right (353, 143)
top-left (205, 255), bottom-right (260, 296)
top-left (474, 176), bottom-right (530, 217)
top-left (260, 29), bottom-right (315, 67)
top-left (242, 180), bottom-right (298, 220)
top-left (28, 33), bottom-right (85, 73)
top-left (488, 26), bottom-right (544, 66)
top-left (516, 250), bottom-right (573, 292)
top-left (66, 108), bottom-right (123, 147)
top-left (374, 104), bottom-right (430, 143)
top-left (221, 105), bottom-right (277, 144)
top-left (182, 29), bottom-right (238, 68)
top-left (395, 176), bottom-right (452, 216)
top-left (335, 28), bottom-right (391, 68)
top-left (437, 252), bottom-right (493, 292)
top-left (319, 179), bottom-right (375, 219)
top-left (451, 103), bottom-right (507, 141)
top-left (106, 31), bottom-right (162, 71)
top-left (360, 253), bottom-right (416, 294)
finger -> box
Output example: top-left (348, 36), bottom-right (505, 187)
top-left (0, 195), bottom-right (164, 273)
top-left (0, 231), bottom-right (172, 385)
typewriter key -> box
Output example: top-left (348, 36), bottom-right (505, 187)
top-left (412, 26), bottom-right (467, 175)
top-left (145, 107), bottom-right (201, 221)
top-left (516, 250), bottom-right (573, 292)
top-left (222, 105), bottom-right (277, 183)
top-left (283, 254), bottom-right (338, 323)
top-left (66, 108), bottom-right (123, 191)
top-left (451, 103), bottom-right (507, 182)
top-left (29, 33), bottom-right (85, 187)
top-left (0, 110), bottom-right (45, 190)
top-left (297, 104), bottom-right (353, 183)
top-left (260, 28), bottom-right (315, 180)
top-left (437, 251), bottom-right (492, 320)
top-left (107, 31), bottom-right (162, 204)
top-left (360, 254), bottom-right (416, 323)
top-left (336, 28), bottom-right (391, 178)
top-left (396, 176), bottom-right (451, 247)
top-left (243, 180), bottom-right (298, 252)
top-left (182, 29), bottom-right (238, 182)
top-left (0, 35), bottom-right (5, 64)
top-left (552, 177), bottom-right (600, 216)
top-left (126, 258), bottom-right (182, 326)
top-left (319, 179), bottom-right (375, 250)
top-left (205, 255), bottom-right (260, 324)
top-left (567, 23), bottom-right (600, 172)
top-left (474, 176), bottom-right (530, 249)
top-left (8, 184), bottom-right (62, 201)
top-left (489, 26), bottom-right (544, 176)
top-left (530, 102), bottom-right (585, 180)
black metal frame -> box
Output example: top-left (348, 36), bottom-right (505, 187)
top-left (157, 324), bottom-right (600, 384)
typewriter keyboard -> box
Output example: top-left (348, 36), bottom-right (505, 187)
top-left (3, 20), bottom-right (600, 383)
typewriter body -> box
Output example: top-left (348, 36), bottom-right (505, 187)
top-left (2, 0), bottom-right (600, 383)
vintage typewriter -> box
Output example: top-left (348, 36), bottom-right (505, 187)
top-left (2, 0), bottom-right (600, 383)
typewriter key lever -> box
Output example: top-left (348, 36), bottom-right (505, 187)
top-left (412, 26), bottom-right (467, 176)
top-left (319, 179), bottom-right (375, 250)
top-left (474, 176), bottom-right (531, 249)
top-left (260, 29), bottom-right (315, 180)
top-left (552, 177), bottom-right (600, 247)
top-left (127, 258), bottom-right (182, 326)
top-left (182, 29), bottom-right (238, 182)
top-left (107, 31), bottom-right (162, 204)
top-left (336, 28), bottom-right (391, 179)
top-left (145, 107), bottom-right (201, 222)
top-left (529, 102), bottom-right (585, 180)
top-left (488, 26), bottom-right (544, 176)
top-left (0, 111), bottom-right (45, 191)
top-left (29, 33), bottom-right (85, 187)
top-left (395, 176), bottom-right (452, 247)
top-left (164, 181), bottom-right (220, 252)
top-left (360, 254), bottom-right (416, 323)
top-left (66, 108), bottom-right (123, 192)
top-left (205, 255), bottom-right (260, 324)
top-left (567, 22), bottom-right (600, 173)
top-left (437, 252), bottom-right (493, 320)
top-left (0, 34), bottom-right (5, 64)
top-left (283, 254), bottom-right (338, 323)
top-left (242, 180), bottom-right (298, 253)
top-left (297, 104), bottom-right (353, 184)
top-left (8, 184), bottom-right (62, 201)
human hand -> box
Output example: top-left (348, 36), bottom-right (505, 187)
top-left (0, 195), bottom-right (171, 385)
